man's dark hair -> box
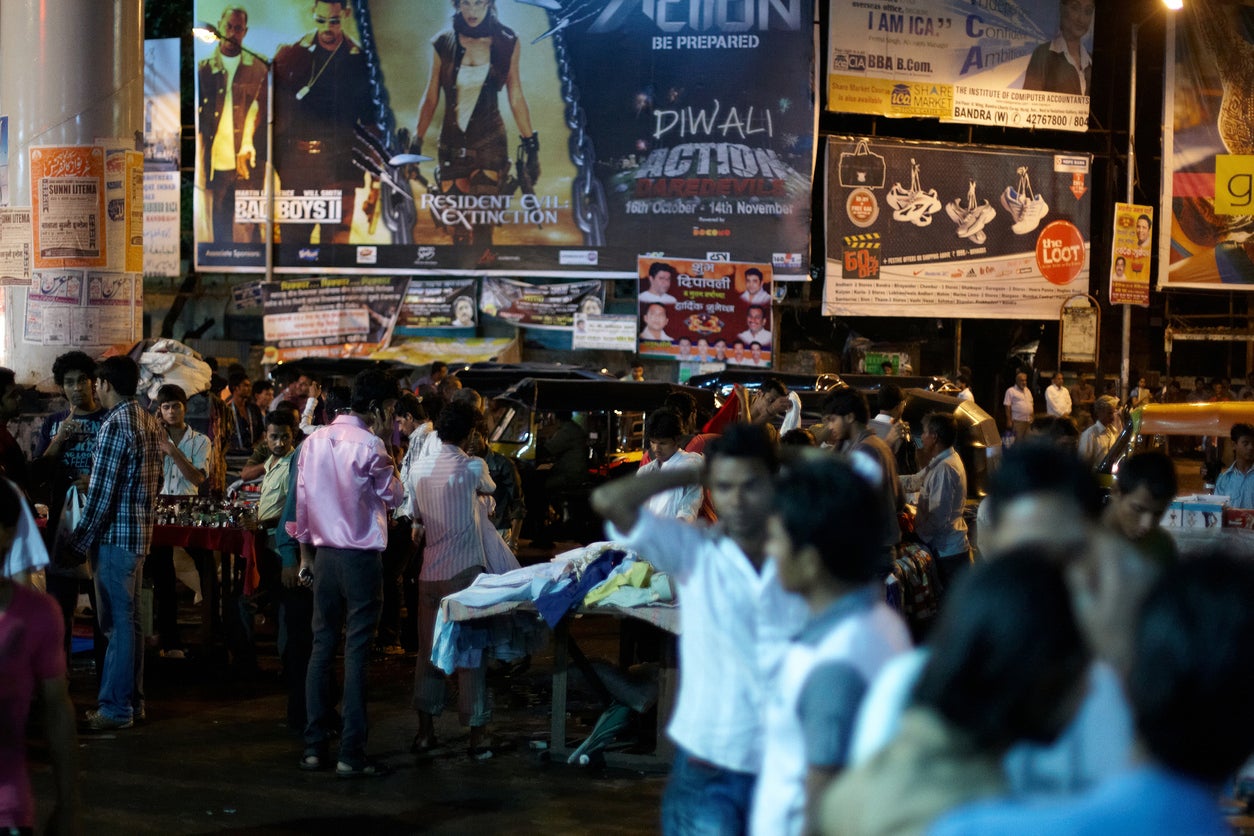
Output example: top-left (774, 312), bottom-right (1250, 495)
top-left (922, 411), bottom-right (956, 448)
top-left (52, 350), bottom-right (96, 387)
top-left (705, 422), bottom-right (779, 474)
top-left (253, 379), bottom-right (273, 397)
top-left (154, 384), bottom-right (188, 406)
top-left (1232, 422), bottom-right (1254, 444)
top-left (220, 5), bottom-right (248, 24)
top-left (745, 267), bottom-right (763, 283)
top-left (96, 356), bottom-right (140, 397)
top-left (780, 428), bottom-right (815, 447)
top-left (1129, 554), bottom-right (1254, 783)
top-left (395, 393), bottom-right (426, 422)
top-left (266, 409), bottom-right (298, 432)
top-left (913, 552), bottom-right (1090, 750)
top-left (323, 386), bottom-right (352, 416)
top-left (1027, 415), bottom-right (1079, 446)
top-left (450, 387), bottom-right (484, 412)
top-left (350, 369), bottom-right (398, 414)
top-left (662, 392), bottom-right (696, 422)
top-left (430, 361), bottom-right (448, 375)
top-left (774, 452), bottom-right (882, 583)
top-left (759, 377), bottom-right (787, 399)
top-left (645, 408), bottom-right (683, 442)
top-left (747, 304), bottom-right (765, 319)
top-left (647, 261), bottom-right (675, 280)
top-left (227, 366), bottom-right (250, 389)
top-left (1116, 450), bottom-right (1177, 502)
top-left (876, 383), bottom-right (904, 413)
top-left (0, 368), bottom-right (16, 400)
top-left (274, 399), bottom-right (302, 417)
top-left (956, 374), bottom-right (969, 387)
top-left (435, 400), bottom-right (478, 446)
top-left (985, 442), bottom-right (1103, 528)
top-left (821, 387), bottom-right (869, 425)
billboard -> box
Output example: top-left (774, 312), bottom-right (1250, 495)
top-left (823, 137), bottom-right (1092, 319)
top-left (637, 256), bottom-right (774, 366)
top-left (192, 0), bottom-right (814, 277)
top-left (1162, 1), bottom-right (1254, 289)
top-left (827, 0), bottom-right (1093, 132)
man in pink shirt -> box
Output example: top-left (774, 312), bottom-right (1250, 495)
top-left (293, 370), bottom-right (402, 778)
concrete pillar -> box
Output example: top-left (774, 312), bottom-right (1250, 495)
top-left (0, 0), bottom-right (143, 385)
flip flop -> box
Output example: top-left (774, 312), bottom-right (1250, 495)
top-left (336, 760), bottom-right (391, 779)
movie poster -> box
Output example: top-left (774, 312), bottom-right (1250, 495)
top-left (823, 137), bottom-right (1092, 319)
top-left (192, 0), bottom-right (814, 276)
top-left (1162, 1), bottom-right (1254, 289)
top-left (827, 0), bottom-right (1093, 132)
top-left (637, 256), bottom-right (774, 366)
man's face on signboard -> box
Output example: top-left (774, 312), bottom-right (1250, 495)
top-left (218, 9), bottom-right (247, 56)
top-left (649, 270), bottom-right (672, 296)
top-left (1135, 217), bottom-right (1150, 245)
top-left (313, 2), bottom-right (347, 50)
top-left (644, 304), bottom-right (667, 332)
top-left (745, 272), bottom-right (762, 294)
top-left (746, 307), bottom-right (764, 332)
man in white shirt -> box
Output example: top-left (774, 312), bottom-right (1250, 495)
top-left (740, 268), bottom-right (772, 305)
top-left (1079, 396), bottom-right (1120, 467)
top-left (640, 261), bottom-right (679, 304)
top-left (1045, 371), bottom-right (1072, 418)
top-left (737, 305), bottom-right (772, 347)
top-left (900, 411), bottom-right (970, 588)
top-left (592, 423), bottom-right (807, 833)
top-left (637, 410), bottom-right (703, 521)
top-left (1004, 372), bottom-right (1035, 443)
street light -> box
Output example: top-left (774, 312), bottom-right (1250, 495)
top-left (192, 21), bottom-right (275, 282)
top-left (1122, 0), bottom-right (1182, 402)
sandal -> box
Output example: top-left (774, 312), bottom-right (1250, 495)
top-left (410, 733), bottom-right (445, 758)
top-left (336, 760), bottom-right (391, 778)
top-left (299, 749), bottom-right (327, 771)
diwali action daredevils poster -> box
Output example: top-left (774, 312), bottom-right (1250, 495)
top-left (192, 0), bottom-right (814, 277)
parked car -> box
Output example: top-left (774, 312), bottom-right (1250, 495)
top-left (451, 361), bottom-right (615, 399)
top-left (1096, 401), bottom-right (1254, 493)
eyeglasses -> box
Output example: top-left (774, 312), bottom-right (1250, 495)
top-left (313, 15), bottom-right (341, 25)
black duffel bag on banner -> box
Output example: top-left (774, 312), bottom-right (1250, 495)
top-left (839, 139), bottom-right (886, 189)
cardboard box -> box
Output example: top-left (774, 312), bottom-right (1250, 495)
top-left (1224, 508), bottom-right (1254, 530)
top-left (1162, 494), bottom-right (1227, 529)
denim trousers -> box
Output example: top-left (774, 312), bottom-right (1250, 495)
top-left (92, 544), bottom-right (145, 721)
top-left (412, 566), bottom-right (488, 727)
top-left (304, 547), bottom-right (382, 767)
top-left (661, 748), bottom-right (756, 836)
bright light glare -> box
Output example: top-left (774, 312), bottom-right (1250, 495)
top-left (1162, 0), bottom-right (1183, 10)
top-left (192, 22), bottom-right (219, 44)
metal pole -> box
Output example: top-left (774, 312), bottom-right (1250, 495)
top-left (265, 72), bottom-right (275, 282)
top-left (1121, 21), bottom-right (1138, 405)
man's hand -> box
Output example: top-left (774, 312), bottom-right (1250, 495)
top-left (236, 146), bottom-right (255, 179)
top-left (521, 133), bottom-right (540, 183)
top-left (158, 433), bottom-right (176, 457)
top-left (411, 521), bottom-right (425, 547)
top-left (281, 565), bottom-right (299, 589)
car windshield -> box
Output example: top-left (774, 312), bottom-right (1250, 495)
top-left (490, 405), bottom-right (528, 445)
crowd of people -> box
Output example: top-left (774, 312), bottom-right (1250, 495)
top-left (4, 356), bottom-right (1254, 834)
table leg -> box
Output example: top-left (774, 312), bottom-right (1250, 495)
top-left (550, 619), bottom-right (569, 755)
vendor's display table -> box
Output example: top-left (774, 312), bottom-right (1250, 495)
top-left (151, 524), bottom-right (260, 648)
top-left (445, 597), bottom-right (679, 772)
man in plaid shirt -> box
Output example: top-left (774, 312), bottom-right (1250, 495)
top-left (68, 356), bottom-right (163, 731)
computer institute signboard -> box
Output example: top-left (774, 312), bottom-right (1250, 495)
top-left (823, 137), bottom-right (1092, 319)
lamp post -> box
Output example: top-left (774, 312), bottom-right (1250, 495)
top-left (1123, 0), bottom-right (1182, 402)
top-left (192, 21), bottom-right (275, 282)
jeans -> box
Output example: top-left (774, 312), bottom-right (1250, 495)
top-left (280, 583), bottom-right (315, 730)
top-left (412, 566), bottom-right (488, 727)
top-left (304, 547), bottom-right (382, 767)
top-left (93, 544), bottom-right (145, 721)
top-left (661, 749), bottom-right (756, 836)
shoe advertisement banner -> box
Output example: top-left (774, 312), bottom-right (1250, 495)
top-left (827, 0), bottom-right (1092, 132)
top-left (259, 276), bottom-right (408, 362)
top-left (823, 137), bottom-right (1092, 319)
top-left (1162, 2), bottom-right (1254, 290)
top-left (1110, 203), bottom-right (1152, 306)
top-left (479, 277), bottom-right (606, 330)
top-left (192, 0), bottom-right (814, 277)
top-left (637, 256), bottom-right (774, 366)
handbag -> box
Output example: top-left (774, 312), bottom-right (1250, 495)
top-left (839, 139), bottom-right (886, 189)
top-left (52, 485), bottom-right (92, 579)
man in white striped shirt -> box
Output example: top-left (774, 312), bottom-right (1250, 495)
top-left (409, 400), bottom-right (497, 758)
top-left (592, 423), bottom-right (808, 834)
